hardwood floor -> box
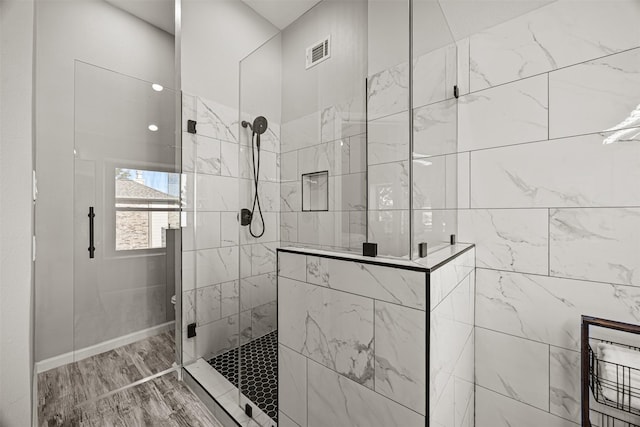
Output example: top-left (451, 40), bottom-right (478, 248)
top-left (37, 332), bottom-right (220, 426)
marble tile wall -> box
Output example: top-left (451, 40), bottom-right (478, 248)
top-left (277, 248), bottom-right (475, 427)
top-left (181, 93), bottom-right (280, 363)
top-left (279, 98), bottom-right (367, 253)
top-left (452, 2), bottom-right (640, 425)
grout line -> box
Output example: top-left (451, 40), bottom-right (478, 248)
top-left (476, 266), bottom-right (638, 289)
top-left (548, 208), bottom-right (551, 277)
top-left (461, 44), bottom-right (640, 97)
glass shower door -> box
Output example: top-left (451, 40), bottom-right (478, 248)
top-left (73, 61), bottom-right (179, 395)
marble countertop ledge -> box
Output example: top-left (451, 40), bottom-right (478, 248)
top-left (277, 243), bottom-right (475, 273)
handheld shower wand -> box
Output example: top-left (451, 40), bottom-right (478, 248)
top-left (241, 116), bottom-right (268, 239)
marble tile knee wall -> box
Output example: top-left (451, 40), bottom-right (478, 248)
top-left (277, 248), bottom-right (475, 427)
top-left (454, 1), bottom-right (640, 425)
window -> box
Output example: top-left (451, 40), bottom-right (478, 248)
top-left (115, 168), bottom-right (180, 251)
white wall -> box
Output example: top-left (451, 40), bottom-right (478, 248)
top-left (181, 0), bottom-right (278, 108)
top-left (35, 0), bottom-right (175, 362)
top-left (0, 0), bottom-right (35, 424)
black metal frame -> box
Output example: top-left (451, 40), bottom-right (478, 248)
top-left (582, 316), bottom-right (640, 426)
top-left (301, 170), bottom-right (329, 212)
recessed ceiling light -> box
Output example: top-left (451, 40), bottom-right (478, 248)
top-left (152, 83), bottom-right (163, 92)
top-left (148, 124), bottom-right (159, 132)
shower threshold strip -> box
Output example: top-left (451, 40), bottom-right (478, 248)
top-left (73, 365), bottom-right (182, 408)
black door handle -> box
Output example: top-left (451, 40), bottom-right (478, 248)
top-left (88, 206), bottom-right (95, 258)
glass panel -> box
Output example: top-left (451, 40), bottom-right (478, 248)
top-left (411, 0), bottom-right (458, 258)
top-left (73, 61), bottom-right (179, 393)
top-left (238, 33), bottom-right (282, 426)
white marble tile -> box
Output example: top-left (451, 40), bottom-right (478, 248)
top-left (455, 377), bottom-right (474, 427)
top-left (456, 38), bottom-right (470, 96)
top-left (278, 277), bottom-right (374, 387)
top-left (195, 174), bottom-right (239, 212)
top-left (220, 280), bottom-right (239, 318)
top-left (195, 135), bottom-right (221, 175)
top-left (298, 142), bottom-right (334, 176)
top-left (349, 134), bottom-right (366, 174)
top-left (368, 111), bottom-right (409, 166)
top-left (182, 250), bottom-right (196, 291)
top-left (307, 359), bottom-right (424, 427)
top-left (550, 47), bottom-right (640, 140)
top-left (239, 146), bottom-right (277, 183)
top-left (457, 153), bottom-right (470, 209)
top-left (220, 140), bottom-right (238, 178)
top-left (185, 358), bottom-right (236, 399)
top-left (279, 345), bottom-right (307, 427)
top-left (280, 181), bottom-right (300, 212)
top-left (550, 208), bottom-right (640, 287)
top-left (332, 139), bottom-right (350, 176)
top-left (196, 97), bottom-right (239, 143)
top-left (429, 248), bottom-right (475, 311)
top-left (413, 155), bottom-right (446, 210)
top-left (367, 62), bottom-right (410, 121)
top-left (251, 300), bottom-right (276, 338)
top-left (183, 211), bottom-right (221, 251)
top-left (279, 411), bottom-right (300, 427)
top-left (374, 301), bottom-right (426, 414)
top-left (413, 46), bottom-right (447, 108)
top-left (280, 150), bottom-right (298, 182)
top-left (196, 246), bottom-right (239, 287)
top-left (469, 0), bottom-right (640, 91)
top-left (240, 179), bottom-right (280, 212)
top-left (220, 212), bottom-right (239, 247)
top-left (458, 209), bottom-right (548, 275)
top-left (475, 328), bottom-right (549, 410)
top-left (459, 74), bottom-right (548, 152)
top-left (430, 295), bottom-right (473, 420)
top-left (413, 99), bottom-right (457, 158)
top-left (444, 44), bottom-right (457, 101)
top-left (250, 243), bottom-right (277, 276)
top-left (280, 212), bottom-right (298, 242)
top-left (476, 268), bottom-right (640, 351)
top-left (195, 284), bottom-right (222, 326)
top-left (368, 210), bottom-right (410, 259)
top-left (305, 255), bottom-right (329, 287)
top-left (368, 161), bottom-right (409, 210)
top-left (281, 112), bottom-right (321, 153)
top-left (186, 314), bottom-right (240, 359)
top-left (256, 121), bottom-right (280, 153)
top-left (445, 154), bottom-right (457, 210)
top-left (278, 251), bottom-right (306, 282)
top-left (431, 371), bottom-right (454, 427)
top-left (240, 211), bottom-right (278, 245)
top-left (476, 386), bottom-right (578, 427)
top-left (327, 258), bottom-right (427, 310)
top-left (550, 346), bottom-right (581, 424)
top-left (182, 289), bottom-right (196, 329)
top-left (470, 128), bottom-right (640, 208)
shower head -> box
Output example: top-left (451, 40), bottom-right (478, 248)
top-left (242, 116), bottom-right (268, 136)
top-left (252, 116), bottom-right (268, 135)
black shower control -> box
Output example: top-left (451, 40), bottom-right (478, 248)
top-left (453, 85), bottom-right (459, 98)
top-left (187, 120), bottom-right (197, 134)
top-left (240, 208), bottom-right (252, 226)
top-left (363, 242), bottom-right (378, 257)
top-left (187, 323), bottom-right (196, 338)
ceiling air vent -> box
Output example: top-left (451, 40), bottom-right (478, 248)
top-left (305, 36), bottom-right (331, 69)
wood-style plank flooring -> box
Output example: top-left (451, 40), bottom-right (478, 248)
top-left (38, 332), bottom-right (219, 426)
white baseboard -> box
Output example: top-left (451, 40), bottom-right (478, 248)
top-left (35, 321), bottom-right (175, 374)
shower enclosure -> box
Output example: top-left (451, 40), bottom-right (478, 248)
top-left (180, 0), bottom-right (460, 425)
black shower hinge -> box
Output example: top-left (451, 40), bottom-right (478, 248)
top-left (244, 404), bottom-right (253, 418)
top-left (187, 323), bottom-right (196, 338)
top-left (187, 120), bottom-right (197, 134)
top-left (453, 85), bottom-right (459, 99)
